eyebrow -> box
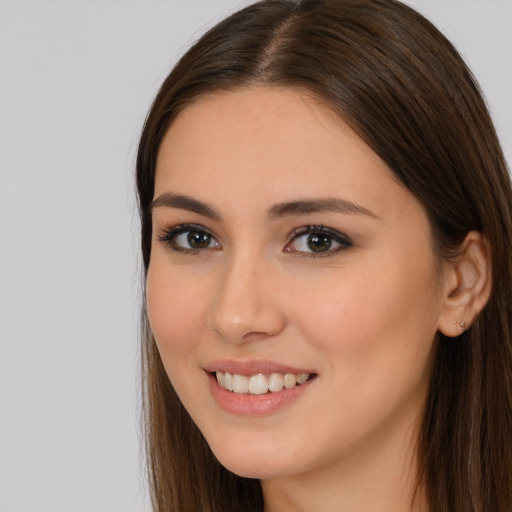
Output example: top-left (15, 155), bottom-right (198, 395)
top-left (149, 192), bottom-right (220, 220)
top-left (267, 198), bottom-right (378, 220)
top-left (150, 192), bottom-right (377, 221)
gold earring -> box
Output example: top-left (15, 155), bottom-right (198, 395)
top-left (454, 320), bottom-right (467, 331)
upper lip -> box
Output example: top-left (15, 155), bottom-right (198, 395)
top-left (203, 359), bottom-right (317, 376)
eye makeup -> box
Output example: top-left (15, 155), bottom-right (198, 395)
top-left (284, 225), bottom-right (353, 257)
top-left (156, 223), bottom-right (221, 253)
top-left (156, 222), bottom-right (353, 258)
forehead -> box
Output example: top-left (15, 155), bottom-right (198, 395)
top-left (154, 86), bottom-right (417, 222)
top-left (157, 86), bottom-right (358, 166)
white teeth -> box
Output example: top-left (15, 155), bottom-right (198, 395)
top-left (224, 372), bottom-right (233, 391)
top-left (232, 374), bottom-right (249, 393)
top-left (283, 373), bottom-right (296, 389)
top-left (216, 371), bottom-right (226, 388)
top-left (268, 373), bottom-right (283, 392)
top-left (296, 373), bottom-right (308, 384)
top-left (215, 371), bottom-right (311, 395)
top-left (249, 374), bottom-right (268, 395)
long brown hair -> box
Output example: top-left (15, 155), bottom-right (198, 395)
top-left (136, 1), bottom-right (512, 510)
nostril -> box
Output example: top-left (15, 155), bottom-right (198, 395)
top-left (241, 331), bottom-right (273, 342)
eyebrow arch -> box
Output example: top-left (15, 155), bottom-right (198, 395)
top-left (267, 198), bottom-right (378, 220)
top-left (149, 192), bottom-right (220, 220)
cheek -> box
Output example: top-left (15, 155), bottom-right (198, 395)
top-left (145, 260), bottom-right (212, 367)
top-left (290, 250), bottom-right (440, 374)
top-left (285, 263), bottom-right (439, 442)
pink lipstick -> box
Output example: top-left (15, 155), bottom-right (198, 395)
top-left (204, 359), bottom-right (318, 416)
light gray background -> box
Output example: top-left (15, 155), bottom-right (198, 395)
top-left (0, 1), bottom-right (510, 511)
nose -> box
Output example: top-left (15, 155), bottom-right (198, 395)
top-left (207, 251), bottom-right (286, 344)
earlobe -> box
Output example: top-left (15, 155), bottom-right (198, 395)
top-left (437, 231), bottom-right (492, 338)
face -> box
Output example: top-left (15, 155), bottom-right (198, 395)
top-left (146, 87), bottom-right (447, 482)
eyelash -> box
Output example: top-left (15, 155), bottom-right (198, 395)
top-left (285, 225), bottom-right (353, 258)
top-left (156, 223), bottom-right (353, 257)
top-left (156, 223), bottom-right (220, 254)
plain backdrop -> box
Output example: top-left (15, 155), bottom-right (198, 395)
top-left (0, 1), bottom-right (510, 511)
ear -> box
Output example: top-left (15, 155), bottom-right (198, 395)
top-left (437, 231), bottom-right (492, 338)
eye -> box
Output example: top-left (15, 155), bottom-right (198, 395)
top-left (157, 224), bottom-right (221, 252)
top-left (284, 226), bottom-right (352, 256)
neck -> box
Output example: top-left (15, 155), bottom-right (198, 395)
top-left (261, 414), bottom-right (428, 512)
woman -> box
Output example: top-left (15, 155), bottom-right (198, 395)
top-left (136, 0), bottom-right (512, 510)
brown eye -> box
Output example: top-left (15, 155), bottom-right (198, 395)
top-left (157, 224), bottom-right (221, 252)
top-left (307, 233), bottom-right (333, 252)
top-left (285, 226), bottom-right (352, 256)
top-left (187, 231), bottom-right (212, 249)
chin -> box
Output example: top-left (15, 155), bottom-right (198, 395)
top-left (207, 434), bottom-right (301, 480)
top-left (216, 454), bottom-right (292, 480)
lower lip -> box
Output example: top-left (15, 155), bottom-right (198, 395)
top-left (207, 372), bottom-right (315, 416)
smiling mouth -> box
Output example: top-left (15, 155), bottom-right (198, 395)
top-left (214, 371), bottom-right (316, 395)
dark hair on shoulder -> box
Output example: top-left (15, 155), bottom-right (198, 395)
top-left (136, 1), bottom-right (512, 510)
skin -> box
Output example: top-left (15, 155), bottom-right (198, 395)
top-left (146, 86), bottom-right (486, 511)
